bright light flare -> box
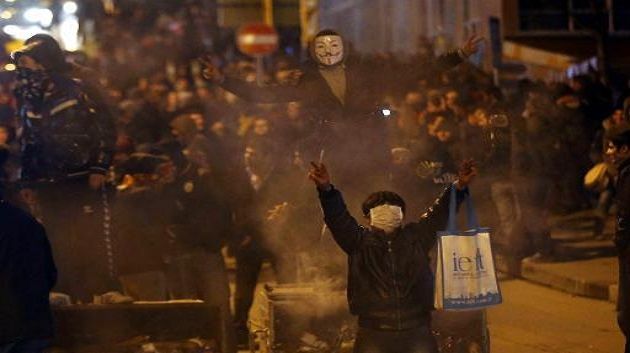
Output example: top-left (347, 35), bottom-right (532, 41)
top-left (3, 25), bottom-right (47, 40)
top-left (63, 1), bottom-right (78, 14)
top-left (0, 10), bottom-right (12, 19)
top-left (3, 25), bottom-right (20, 36)
top-left (4, 63), bottom-right (16, 71)
top-left (23, 8), bottom-right (54, 27)
top-left (59, 17), bottom-right (80, 51)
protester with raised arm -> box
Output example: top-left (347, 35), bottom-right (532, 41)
top-left (308, 159), bottom-right (476, 353)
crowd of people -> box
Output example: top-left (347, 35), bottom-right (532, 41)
top-left (1, 1), bottom-right (630, 353)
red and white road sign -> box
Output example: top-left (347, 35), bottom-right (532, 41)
top-left (237, 23), bottom-right (279, 56)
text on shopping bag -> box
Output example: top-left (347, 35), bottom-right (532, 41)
top-left (439, 231), bottom-right (501, 309)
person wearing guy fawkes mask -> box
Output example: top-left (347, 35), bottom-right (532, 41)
top-left (201, 31), bottom-right (482, 197)
top-left (11, 40), bottom-right (116, 302)
top-left (308, 160), bottom-right (476, 353)
top-left (203, 30), bottom-right (481, 118)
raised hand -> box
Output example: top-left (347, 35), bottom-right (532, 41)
top-left (456, 159), bottom-right (478, 189)
top-left (286, 69), bottom-right (304, 85)
top-left (461, 35), bottom-right (484, 57)
top-left (308, 162), bottom-right (331, 191)
top-left (199, 55), bottom-right (225, 84)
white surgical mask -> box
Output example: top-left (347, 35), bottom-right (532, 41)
top-left (369, 205), bottom-right (403, 234)
top-left (313, 35), bottom-right (344, 66)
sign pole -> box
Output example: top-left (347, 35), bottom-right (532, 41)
top-left (256, 55), bottom-right (264, 87)
top-left (263, 0), bottom-right (274, 26)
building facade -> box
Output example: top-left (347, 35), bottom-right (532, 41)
top-left (318, 0), bottom-right (501, 69)
top-left (217, 0), bottom-right (300, 27)
top-left (502, 0), bottom-right (630, 76)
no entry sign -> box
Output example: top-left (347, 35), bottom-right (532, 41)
top-left (237, 23), bottom-right (279, 56)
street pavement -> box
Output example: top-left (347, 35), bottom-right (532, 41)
top-left (497, 210), bottom-right (620, 302)
top-left (487, 279), bottom-right (624, 353)
top-left (229, 211), bottom-right (625, 353)
top-left (488, 212), bottom-right (625, 352)
top-left (521, 256), bottom-right (618, 301)
top-left (235, 271), bottom-right (624, 353)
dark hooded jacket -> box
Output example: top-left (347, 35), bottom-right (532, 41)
top-left (166, 164), bottom-right (234, 254)
top-left (24, 34), bottom-right (114, 121)
top-left (12, 41), bottom-right (115, 182)
top-left (16, 74), bottom-right (115, 181)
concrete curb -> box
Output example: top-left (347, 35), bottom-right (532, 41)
top-left (520, 257), bottom-right (618, 301)
top-left (610, 284), bottom-right (619, 303)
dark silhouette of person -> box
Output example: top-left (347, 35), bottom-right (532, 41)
top-left (0, 148), bottom-right (57, 353)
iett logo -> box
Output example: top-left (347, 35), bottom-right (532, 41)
top-left (452, 248), bottom-right (485, 272)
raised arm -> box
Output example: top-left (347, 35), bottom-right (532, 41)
top-left (221, 77), bottom-right (303, 103)
top-left (201, 57), bottom-right (303, 103)
top-left (309, 162), bottom-right (361, 254)
top-left (433, 34), bottom-right (484, 72)
top-left (409, 159), bottom-right (478, 253)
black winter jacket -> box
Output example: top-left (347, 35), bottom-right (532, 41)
top-left (167, 167), bottom-right (234, 254)
top-left (0, 200), bottom-right (57, 344)
top-left (319, 184), bottom-right (466, 330)
top-left (19, 75), bottom-right (115, 182)
top-left (615, 159), bottom-right (630, 252)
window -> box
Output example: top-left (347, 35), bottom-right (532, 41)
top-left (518, 0), bottom-right (569, 31)
top-left (518, 0), bottom-right (628, 33)
top-left (613, 0), bottom-right (630, 31)
top-left (570, 0), bottom-right (598, 31)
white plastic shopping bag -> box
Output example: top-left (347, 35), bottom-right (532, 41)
top-left (434, 187), bottom-right (502, 310)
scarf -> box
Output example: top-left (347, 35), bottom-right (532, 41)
top-left (13, 68), bottom-right (53, 109)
